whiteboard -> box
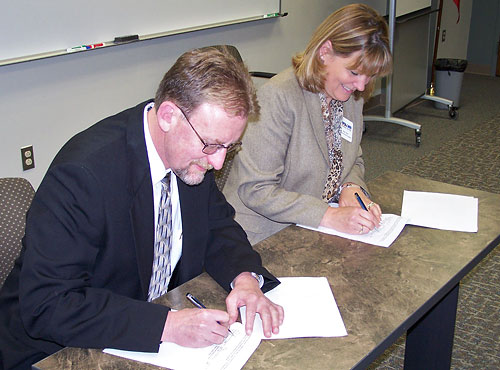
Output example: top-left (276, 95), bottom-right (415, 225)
top-left (0, 0), bottom-right (280, 63)
top-left (396, 0), bottom-right (431, 17)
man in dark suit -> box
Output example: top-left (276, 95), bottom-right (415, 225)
top-left (0, 46), bottom-right (283, 370)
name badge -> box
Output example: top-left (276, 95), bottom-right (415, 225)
top-left (341, 117), bottom-right (354, 142)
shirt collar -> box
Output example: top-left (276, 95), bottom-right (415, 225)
top-left (143, 102), bottom-right (169, 185)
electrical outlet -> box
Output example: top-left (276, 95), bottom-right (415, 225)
top-left (442, 29), bottom-right (446, 42)
top-left (21, 145), bottom-right (35, 171)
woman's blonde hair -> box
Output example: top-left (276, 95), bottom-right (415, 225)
top-left (292, 3), bottom-right (392, 100)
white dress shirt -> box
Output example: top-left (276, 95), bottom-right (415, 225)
top-left (143, 102), bottom-right (183, 272)
top-left (143, 102), bottom-right (262, 289)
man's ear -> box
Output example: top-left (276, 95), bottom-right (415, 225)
top-left (156, 101), bottom-right (177, 133)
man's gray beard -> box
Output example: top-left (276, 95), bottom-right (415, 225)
top-left (173, 162), bottom-right (213, 186)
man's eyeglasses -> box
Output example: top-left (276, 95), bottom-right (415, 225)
top-left (176, 106), bottom-right (242, 155)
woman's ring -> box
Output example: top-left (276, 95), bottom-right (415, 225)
top-left (367, 202), bottom-right (375, 209)
top-left (359, 225), bottom-right (364, 234)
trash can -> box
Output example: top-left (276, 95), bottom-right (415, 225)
top-left (434, 58), bottom-right (468, 109)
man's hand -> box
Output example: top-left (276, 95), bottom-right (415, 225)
top-left (225, 272), bottom-right (284, 337)
top-left (161, 308), bottom-right (230, 347)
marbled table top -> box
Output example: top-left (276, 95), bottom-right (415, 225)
top-left (34, 171), bottom-right (500, 369)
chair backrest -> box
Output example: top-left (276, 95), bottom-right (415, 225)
top-left (209, 45), bottom-right (244, 191)
top-left (0, 177), bottom-right (35, 287)
top-left (211, 44), bottom-right (243, 63)
top-left (209, 44), bottom-right (275, 191)
top-left (214, 149), bottom-right (237, 191)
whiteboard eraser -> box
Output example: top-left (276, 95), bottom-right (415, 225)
top-left (113, 35), bottom-right (139, 43)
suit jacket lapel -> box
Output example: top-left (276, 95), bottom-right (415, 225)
top-left (126, 101), bottom-right (155, 299)
top-left (303, 89), bottom-right (329, 164)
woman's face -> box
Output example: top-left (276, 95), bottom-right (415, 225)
top-left (320, 42), bottom-right (373, 102)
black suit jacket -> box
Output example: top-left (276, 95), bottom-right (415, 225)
top-left (0, 101), bottom-right (279, 370)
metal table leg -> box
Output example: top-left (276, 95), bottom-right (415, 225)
top-left (404, 283), bottom-right (459, 369)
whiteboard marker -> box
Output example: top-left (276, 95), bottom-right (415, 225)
top-left (87, 43), bottom-right (105, 49)
top-left (66, 45), bottom-right (89, 52)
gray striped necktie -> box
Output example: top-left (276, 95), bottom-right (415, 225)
top-left (148, 172), bottom-right (173, 301)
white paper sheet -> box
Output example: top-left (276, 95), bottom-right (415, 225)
top-left (104, 321), bottom-right (260, 370)
top-left (401, 190), bottom-right (478, 232)
top-left (298, 213), bottom-right (408, 248)
top-left (241, 276), bottom-right (347, 339)
top-left (103, 277), bottom-right (347, 367)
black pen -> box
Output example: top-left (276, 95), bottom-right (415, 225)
top-left (186, 292), bottom-right (207, 309)
top-left (355, 192), bottom-right (368, 211)
top-left (186, 293), bottom-right (233, 335)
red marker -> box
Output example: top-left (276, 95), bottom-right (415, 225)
top-left (87, 43), bottom-right (105, 49)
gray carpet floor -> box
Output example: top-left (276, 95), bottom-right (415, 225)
top-left (362, 72), bottom-right (500, 370)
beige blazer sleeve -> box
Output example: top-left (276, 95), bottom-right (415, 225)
top-left (223, 68), bottom-right (367, 244)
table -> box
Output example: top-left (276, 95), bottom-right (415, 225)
top-left (33, 171), bottom-right (500, 369)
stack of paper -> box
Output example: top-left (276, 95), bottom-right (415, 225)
top-left (401, 190), bottom-right (478, 232)
top-left (241, 276), bottom-right (347, 339)
top-left (298, 189), bottom-right (479, 247)
top-left (104, 277), bottom-right (346, 369)
top-left (105, 321), bottom-right (259, 370)
top-left (298, 213), bottom-right (408, 248)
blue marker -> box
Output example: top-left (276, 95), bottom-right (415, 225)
top-left (355, 192), bottom-right (368, 211)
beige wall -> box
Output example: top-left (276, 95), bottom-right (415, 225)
top-left (4, 1), bottom-right (386, 188)
top-left (436, 0), bottom-right (473, 60)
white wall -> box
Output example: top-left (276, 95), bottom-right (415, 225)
top-left (0, 0), bottom-right (387, 189)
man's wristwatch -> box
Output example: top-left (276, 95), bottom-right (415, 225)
top-left (250, 272), bottom-right (264, 288)
top-left (230, 272), bottom-right (264, 289)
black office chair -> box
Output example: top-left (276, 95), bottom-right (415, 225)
top-left (210, 45), bottom-right (276, 191)
top-left (0, 177), bottom-right (35, 288)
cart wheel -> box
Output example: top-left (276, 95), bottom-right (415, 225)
top-left (415, 129), bottom-right (421, 147)
top-left (448, 106), bottom-right (458, 119)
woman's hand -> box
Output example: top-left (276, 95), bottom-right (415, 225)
top-left (339, 186), bottom-right (382, 224)
top-left (320, 185), bottom-right (381, 234)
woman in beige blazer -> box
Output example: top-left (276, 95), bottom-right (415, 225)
top-left (223, 4), bottom-right (393, 245)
